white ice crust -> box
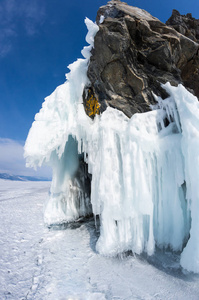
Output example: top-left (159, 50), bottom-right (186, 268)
top-left (24, 18), bottom-right (199, 273)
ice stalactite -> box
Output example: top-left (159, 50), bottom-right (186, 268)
top-left (44, 135), bottom-right (92, 225)
top-left (82, 101), bottom-right (189, 258)
top-left (169, 84), bottom-right (199, 273)
top-left (24, 19), bottom-right (199, 273)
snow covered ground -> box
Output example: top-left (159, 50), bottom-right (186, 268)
top-left (0, 179), bottom-right (199, 300)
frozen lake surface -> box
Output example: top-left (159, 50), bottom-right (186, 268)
top-left (0, 179), bottom-right (199, 300)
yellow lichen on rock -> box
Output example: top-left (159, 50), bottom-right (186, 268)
top-left (85, 88), bottom-right (100, 118)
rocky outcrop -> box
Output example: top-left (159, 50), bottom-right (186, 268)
top-left (166, 10), bottom-right (199, 101)
top-left (166, 9), bottom-right (199, 43)
top-left (83, 0), bottom-right (199, 118)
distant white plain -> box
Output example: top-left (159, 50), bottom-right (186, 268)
top-left (0, 138), bottom-right (51, 177)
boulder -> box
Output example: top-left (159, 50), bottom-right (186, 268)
top-left (83, 0), bottom-right (199, 118)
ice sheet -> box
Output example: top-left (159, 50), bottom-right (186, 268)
top-left (1, 180), bottom-right (199, 300)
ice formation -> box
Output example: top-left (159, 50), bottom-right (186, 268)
top-left (25, 18), bottom-right (199, 273)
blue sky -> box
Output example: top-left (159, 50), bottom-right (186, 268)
top-left (0, 0), bottom-right (198, 176)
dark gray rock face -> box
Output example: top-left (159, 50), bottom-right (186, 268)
top-left (83, 0), bottom-right (199, 118)
top-left (166, 10), bottom-right (199, 100)
top-left (166, 9), bottom-right (199, 43)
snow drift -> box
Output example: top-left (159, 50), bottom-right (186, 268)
top-left (25, 18), bottom-right (199, 273)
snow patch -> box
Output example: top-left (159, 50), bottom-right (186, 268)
top-left (99, 15), bottom-right (105, 24)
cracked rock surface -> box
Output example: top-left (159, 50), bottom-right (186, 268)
top-left (85, 0), bottom-right (199, 117)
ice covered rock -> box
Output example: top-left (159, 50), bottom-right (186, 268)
top-left (24, 1), bottom-right (199, 273)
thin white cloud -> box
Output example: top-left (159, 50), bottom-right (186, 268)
top-left (23, 1), bottom-right (46, 36)
top-left (0, 0), bottom-right (46, 57)
top-left (0, 138), bottom-right (51, 178)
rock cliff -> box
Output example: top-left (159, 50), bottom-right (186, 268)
top-left (83, 0), bottom-right (199, 118)
top-left (166, 10), bottom-right (199, 99)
